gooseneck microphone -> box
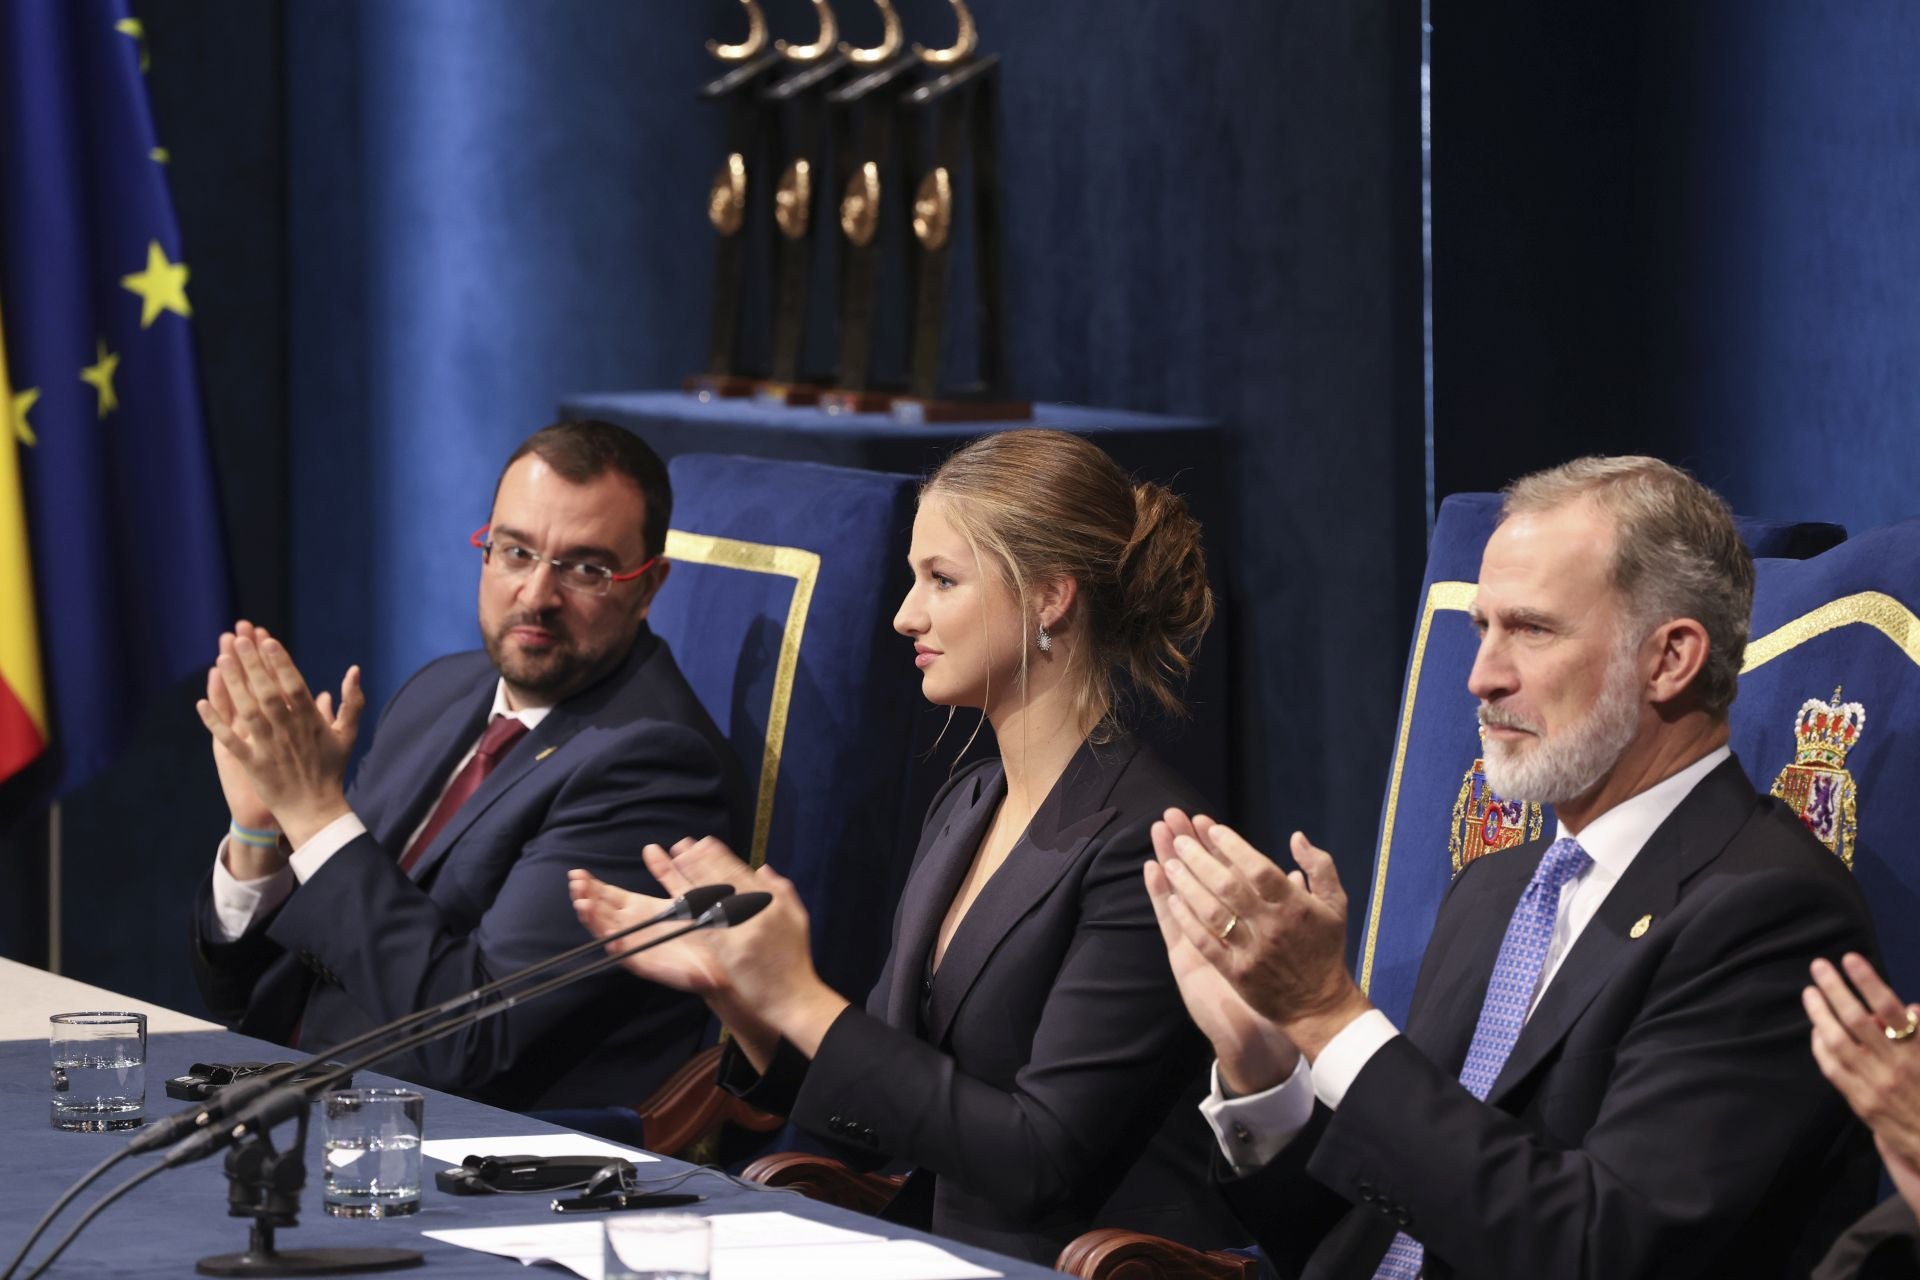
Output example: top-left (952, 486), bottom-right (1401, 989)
top-left (126, 882), bottom-right (737, 1156)
top-left (3, 883), bottom-right (747, 1280)
top-left (163, 890), bottom-right (774, 1168)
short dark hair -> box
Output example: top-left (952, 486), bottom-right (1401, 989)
top-left (496, 420), bottom-right (672, 558)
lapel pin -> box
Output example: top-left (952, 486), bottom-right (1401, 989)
top-left (1630, 914), bottom-right (1653, 939)
top-left (534, 746), bottom-right (556, 761)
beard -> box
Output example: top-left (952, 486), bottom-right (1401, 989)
top-left (483, 609), bottom-right (623, 704)
top-left (1480, 634), bottom-right (1644, 805)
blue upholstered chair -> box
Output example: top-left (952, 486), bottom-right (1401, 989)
top-left (1729, 519), bottom-right (1920, 1001)
top-left (1356, 494), bottom-right (1846, 1026)
top-left (548, 454), bottom-right (935, 1152)
top-left (649, 452), bottom-right (933, 1000)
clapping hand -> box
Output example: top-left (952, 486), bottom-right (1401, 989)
top-left (196, 620), bottom-right (363, 851)
top-left (1148, 810), bottom-right (1375, 1064)
top-left (1806, 951), bottom-right (1920, 1216)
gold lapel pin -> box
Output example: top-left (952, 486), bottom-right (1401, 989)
top-left (534, 746), bottom-right (556, 761)
top-left (1630, 914), bottom-right (1653, 939)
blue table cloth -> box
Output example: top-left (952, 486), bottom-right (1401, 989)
top-left (0, 1028), bottom-right (1059, 1278)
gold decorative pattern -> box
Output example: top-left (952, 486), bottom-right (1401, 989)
top-left (662, 530), bottom-right (821, 870)
top-left (1741, 592), bottom-right (1920, 672)
top-left (775, 158), bottom-right (813, 240)
top-left (840, 162), bottom-right (881, 246)
top-left (1448, 756), bottom-right (1542, 874)
top-left (1358, 579), bottom-right (1475, 994)
top-left (912, 167), bottom-right (952, 250)
top-left (709, 153), bottom-right (747, 237)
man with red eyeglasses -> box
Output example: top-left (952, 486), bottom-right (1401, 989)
top-left (189, 420), bottom-right (747, 1115)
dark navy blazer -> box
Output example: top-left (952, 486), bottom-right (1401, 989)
top-left (725, 735), bottom-right (1242, 1264)
top-left (1223, 756), bottom-right (1879, 1280)
top-left (191, 623), bottom-right (748, 1112)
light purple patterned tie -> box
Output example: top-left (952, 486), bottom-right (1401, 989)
top-left (1373, 836), bottom-right (1591, 1280)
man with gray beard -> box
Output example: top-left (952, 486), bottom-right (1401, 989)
top-left (1146, 456), bottom-right (1879, 1279)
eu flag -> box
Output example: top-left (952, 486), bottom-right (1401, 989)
top-left (0, 1), bottom-right (230, 796)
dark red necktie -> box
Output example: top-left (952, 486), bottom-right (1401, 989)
top-left (398, 715), bottom-right (530, 873)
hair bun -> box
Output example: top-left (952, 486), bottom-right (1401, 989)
top-left (1117, 482), bottom-right (1214, 715)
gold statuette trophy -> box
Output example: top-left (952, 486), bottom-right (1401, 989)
top-left (890, 0), bottom-right (1027, 422)
top-left (687, 0), bottom-right (783, 401)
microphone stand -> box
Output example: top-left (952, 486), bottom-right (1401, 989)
top-left (8, 889), bottom-right (765, 1280)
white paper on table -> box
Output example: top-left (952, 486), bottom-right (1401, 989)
top-left (702, 1211), bottom-right (882, 1248)
top-left (421, 1222), bottom-right (603, 1280)
top-left (424, 1214), bottom-right (1002, 1280)
top-left (714, 1238), bottom-right (1001, 1280)
top-left (418, 1132), bottom-right (657, 1165)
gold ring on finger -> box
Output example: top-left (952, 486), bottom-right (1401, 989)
top-left (1887, 1008), bottom-right (1919, 1043)
top-left (1217, 915), bottom-right (1239, 943)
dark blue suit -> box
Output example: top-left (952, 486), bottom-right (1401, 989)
top-left (191, 624), bottom-right (748, 1112)
top-left (1222, 757), bottom-right (1878, 1280)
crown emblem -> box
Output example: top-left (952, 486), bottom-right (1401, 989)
top-left (1790, 687), bottom-right (1866, 769)
top-left (1771, 686), bottom-right (1864, 868)
top-left (1449, 752), bottom-right (1543, 876)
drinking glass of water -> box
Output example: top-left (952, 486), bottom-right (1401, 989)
top-left (318, 1088), bottom-right (424, 1218)
top-left (603, 1214), bottom-right (711, 1280)
top-left (49, 1012), bottom-right (146, 1131)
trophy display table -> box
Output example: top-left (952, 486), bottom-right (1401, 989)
top-left (559, 391), bottom-right (1236, 807)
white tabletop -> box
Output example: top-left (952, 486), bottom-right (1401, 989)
top-left (0, 956), bottom-right (220, 1040)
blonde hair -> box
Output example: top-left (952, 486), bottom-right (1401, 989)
top-left (1502, 455), bottom-right (1754, 715)
top-left (922, 429), bottom-right (1214, 739)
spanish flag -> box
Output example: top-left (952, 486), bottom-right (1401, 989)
top-left (0, 301), bottom-right (45, 782)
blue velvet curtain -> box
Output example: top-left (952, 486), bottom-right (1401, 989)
top-left (279, 0), bottom-right (1423, 881)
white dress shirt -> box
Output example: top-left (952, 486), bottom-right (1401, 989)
top-left (208, 682), bottom-right (550, 941)
top-left (1200, 744), bottom-right (1732, 1172)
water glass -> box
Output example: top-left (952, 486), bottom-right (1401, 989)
top-left (318, 1088), bottom-right (424, 1218)
top-left (603, 1214), bottom-right (711, 1280)
top-left (49, 1012), bottom-right (146, 1131)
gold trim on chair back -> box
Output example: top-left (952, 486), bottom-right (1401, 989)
top-left (662, 529), bottom-right (821, 869)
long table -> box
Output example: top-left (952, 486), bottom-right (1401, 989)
top-left (0, 963), bottom-right (1060, 1278)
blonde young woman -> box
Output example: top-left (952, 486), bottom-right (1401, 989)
top-left (570, 429), bottom-right (1241, 1262)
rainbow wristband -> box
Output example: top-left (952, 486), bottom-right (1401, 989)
top-left (229, 821), bottom-right (282, 849)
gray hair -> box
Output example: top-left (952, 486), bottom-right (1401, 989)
top-left (1501, 456), bottom-right (1754, 715)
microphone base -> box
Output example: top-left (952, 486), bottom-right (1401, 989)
top-left (196, 1246), bottom-right (424, 1276)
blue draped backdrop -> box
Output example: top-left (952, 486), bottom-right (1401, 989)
top-left (6, 0), bottom-right (1920, 1023)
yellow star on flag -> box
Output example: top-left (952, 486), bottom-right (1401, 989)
top-left (80, 341), bottom-right (121, 419)
top-left (121, 240), bottom-right (191, 329)
top-left (115, 18), bottom-right (150, 72)
top-left (9, 387), bottom-right (37, 447)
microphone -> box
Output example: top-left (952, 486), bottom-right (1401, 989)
top-left (128, 882), bottom-right (737, 1155)
top-left (162, 887), bottom-right (773, 1168)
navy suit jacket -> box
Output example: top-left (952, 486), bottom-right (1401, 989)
top-left (191, 624), bottom-right (748, 1112)
top-left (724, 736), bottom-right (1241, 1264)
top-left (1223, 755), bottom-right (1879, 1280)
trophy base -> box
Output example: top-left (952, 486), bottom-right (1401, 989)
top-left (753, 381), bottom-right (825, 407)
top-left (818, 388), bottom-right (898, 415)
top-left (683, 373), bottom-right (759, 402)
top-left (890, 395), bottom-right (1033, 425)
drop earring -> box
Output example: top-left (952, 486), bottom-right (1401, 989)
top-left (1036, 623), bottom-right (1053, 653)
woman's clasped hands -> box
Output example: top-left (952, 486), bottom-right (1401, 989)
top-left (569, 837), bottom-right (850, 1063)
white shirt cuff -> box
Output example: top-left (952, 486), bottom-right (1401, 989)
top-left (289, 812), bottom-right (368, 882)
top-left (1308, 1008), bottom-right (1401, 1111)
top-left (209, 838), bottom-right (296, 942)
top-left (1199, 1055), bottom-right (1316, 1173)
